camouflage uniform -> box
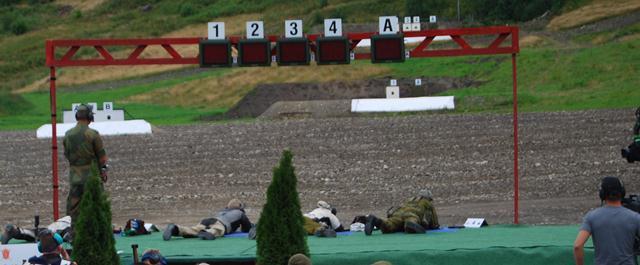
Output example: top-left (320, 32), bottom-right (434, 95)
top-left (378, 196), bottom-right (439, 234)
top-left (63, 123), bottom-right (106, 222)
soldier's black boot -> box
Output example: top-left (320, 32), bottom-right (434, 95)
top-left (365, 215), bottom-right (382, 236)
top-left (197, 231), bottom-right (216, 240)
top-left (1, 225), bottom-right (22, 244)
top-left (163, 224), bottom-right (178, 241)
top-left (404, 221), bottom-right (426, 234)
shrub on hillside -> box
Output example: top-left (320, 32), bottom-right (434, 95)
top-left (179, 3), bottom-right (195, 17)
top-left (10, 19), bottom-right (27, 35)
top-left (256, 150), bottom-right (309, 265)
top-left (73, 174), bottom-right (120, 265)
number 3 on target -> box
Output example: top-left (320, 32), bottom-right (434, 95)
top-left (285, 20), bottom-right (303, 38)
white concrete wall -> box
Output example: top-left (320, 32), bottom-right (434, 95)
top-left (36, 120), bottom-right (152, 139)
top-left (351, 96), bottom-right (455, 113)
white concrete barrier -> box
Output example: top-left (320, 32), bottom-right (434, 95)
top-left (351, 96), bottom-right (455, 113)
top-left (356, 36), bottom-right (451, 48)
top-left (36, 120), bottom-right (152, 138)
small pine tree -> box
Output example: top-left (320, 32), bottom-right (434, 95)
top-left (256, 150), bottom-right (309, 265)
top-left (72, 173), bottom-right (120, 265)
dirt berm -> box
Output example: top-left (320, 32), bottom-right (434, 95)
top-left (211, 77), bottom-right (479, 120)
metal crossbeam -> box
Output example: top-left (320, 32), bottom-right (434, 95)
top-left (46, 26), bottom-right (518, 67)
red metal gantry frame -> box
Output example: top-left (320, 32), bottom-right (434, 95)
top-left (45, 26), bottom-right (521, 223)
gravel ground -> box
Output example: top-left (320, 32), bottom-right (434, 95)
top-left (1, 109), bottom-right (639, 230)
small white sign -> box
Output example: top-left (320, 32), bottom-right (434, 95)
top-left (271, 55), bottom-right (277, 62)
top-left (379, 16), bottom-right (399, 35)
top-left (464, 218), bottom-right (487, 228)
top-left (246, 21), bottom-right (264, 39)
top-left (404, 16), bottom-right (412, 24)
top-left (103, 102), bottom-right (113, 112)
top-left (88, 102), bottom-right (98, 111)
top-left (390, 79), bottom-right (397, 86)
top-left (285, 19), bottom-right (303, 38)
top-left (429, 15), bottom-right (437, 23)
top-left (411, 23), bottom-right (420, 31)
top-left (208, 22), bottom-right (225, 40)
top-left (415, 78), bottom-right (422, 86)
top-left (350, 52), bottom-right (355, 61)
top-left (413, 16), bottom-right (421, 23)
top-left (405, 51), bottom-right (411, 58)
top-left (324, 18), bottom-right (343, 37)
top-left (402, 23), bottom-right (412, 32)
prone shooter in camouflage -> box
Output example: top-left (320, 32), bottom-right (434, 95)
top-left (364, 189), bottom-right (439, 235)
top-left (63, 104), bottom-right (108, 223)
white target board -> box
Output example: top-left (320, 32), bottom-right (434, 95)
top-left (285, 20), bottom-right (303, 38)
top-left (324, 18), bottom-right (343, 37)
top-left (208, 22), bottom-right (225, 40)
top-left (246, 21), bottom-right (264, 39)
top-left (379, 16), bottom-right (399, 35)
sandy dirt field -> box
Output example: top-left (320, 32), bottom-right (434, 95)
top-left (1, 109), bottom-right (639, 230)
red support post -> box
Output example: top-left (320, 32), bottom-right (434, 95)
top-left (512, 53), bottom-right (519, 224)
top-left (50, 66), bottom-right (59, 220)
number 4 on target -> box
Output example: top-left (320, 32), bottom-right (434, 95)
top-left (324, 19), bottom-right (342, 37)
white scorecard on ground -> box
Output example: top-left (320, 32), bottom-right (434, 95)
top-left (36, 120), bottom-right (153, 138)
top-left (0, 243), bottom-right (40, 264)
top-left (285, 20), bottom-right (303, 38)
top-left (464, 218), bottom-right (487, 228)
top-left (324, 18), bottom-right (342, 37)
top-left (246, 21), bottom-right (264, 39)
top-left (208, 22), bottom-right (225, 40)
top-left (351, 96), bottom-right (455, 113)
top-left (378, 16), bottom-right (399, 35)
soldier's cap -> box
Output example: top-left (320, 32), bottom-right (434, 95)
top-left (227, 199), bottom-right (244, 210)
top-left (317, 200), bottom-right (331, 210)
top-left (419, 189), bottom-right (433, 200)
top-left (371, 261), bottom-right (393, 265)
top-left (288, 253), bottom-right (312, 265)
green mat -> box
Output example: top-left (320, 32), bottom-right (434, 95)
top-left (116, 225), bottom-right (595, 265)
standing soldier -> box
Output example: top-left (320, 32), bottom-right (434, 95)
top-left (63, 104), bottom-right (108, 225)
top-left (364, 189), bottom-right (439, 235)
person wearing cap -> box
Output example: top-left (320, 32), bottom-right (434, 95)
top-left (288, 253), bottom-right (312, 265)
top-left (163, 199), bottom-right (253, 240)
top-left (63, 104), bottom-right (108, 224)
top-left (303, 200), bottom-right (344, 236)
top-left (26, 229), bottom-right (71, 265)
top-left (574, 176), bottom-right (640, 265)
top-left (140, 249), bottom-right (167, 265)
top-left (365, 189), bottom-right (439, 235)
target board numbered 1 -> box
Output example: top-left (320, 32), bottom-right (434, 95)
top-left (207, 22), bottom-right (225, 40)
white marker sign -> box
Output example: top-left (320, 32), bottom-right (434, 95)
top-left (285, 20), bottom-right (303, 38)
top-left (378, 16), bottom-right (399, 35)
top-left (324, 18), bottom-right (343, 37)
top-left (246, 21), bottom-right (264, 39)
top-left (464, 218), bottom-right (487, 228)
top-left (88, 102), bottom-right (98, 111)
top-left (430, 15), bottom-right (437, 23)
top-left (390, 79), bottom-right (397, 86)
top-left (404, 17), bottom-right (412, 24)
top-left (72, 103), bottom-right (80, 113)
top-left (208, 22), bottom-right (225, 40)
top-left (103, 102), bottom-right (113, 112)
top-left (413, 16), bottom-right (421, 23)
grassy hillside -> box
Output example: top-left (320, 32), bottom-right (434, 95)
top-left (1, 0), bottom-right (638, 130)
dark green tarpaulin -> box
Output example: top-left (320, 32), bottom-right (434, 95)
top-left (116, 225), bottom-right (595, 265)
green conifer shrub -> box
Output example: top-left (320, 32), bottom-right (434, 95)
top-left (256, 150), bottom-right (309, 265)
top-left (72, 174), bottom-right (120, 265)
